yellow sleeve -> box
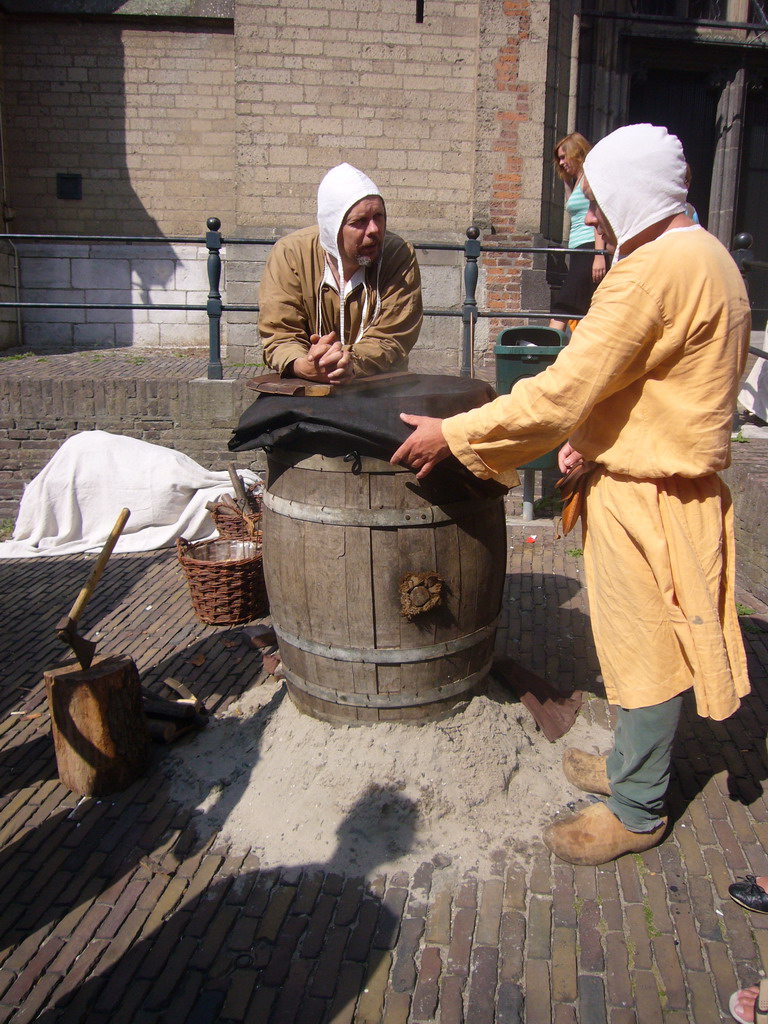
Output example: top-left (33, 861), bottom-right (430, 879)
top-left (442, 269), bottom-right (669, 480)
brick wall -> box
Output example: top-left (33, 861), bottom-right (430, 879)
top-left (723, 445), bottom-right (768, 607)
top-left (0, 375), bottom-right (266, 518)
top-left (1, 16), bottom-right (235, 236)
top-left (16, 240), bottom-right (218, 351)
top-left (1, 2), bottom-right (569, 244)
top-left (1, 1), bottom-right (569, 367)
top-left (233, 0), bottom-right (482, 237)
top-left (0, 24), bottom-right (16, 350)
top-left (216, 0), bottom-right (559, 372)
top-left (470, 0), bottom-right (563, 373)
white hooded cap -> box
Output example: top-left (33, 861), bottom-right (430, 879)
top-left (316, 163), bottom-right (385, 262)
top-left (583, 124), bottom-right (687, 256)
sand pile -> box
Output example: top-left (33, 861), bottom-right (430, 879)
top-left (164, 677), bottom-right (611, 877)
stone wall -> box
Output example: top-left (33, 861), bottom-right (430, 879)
top-left (723, 444), bottom-right (768, 607)
top-left (0, 1), bottom-right (571, 362)
top-left (11, 236), bottom-right (473, 372)
top-left (16, 240), bottom-right (216, 351)
top-left (1, 15), bottom-right (236, 236)
top-left (0, 374), bottom-right (266, 518)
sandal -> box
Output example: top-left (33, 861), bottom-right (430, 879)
top-left (729, 980), bottom-right (768, 1024)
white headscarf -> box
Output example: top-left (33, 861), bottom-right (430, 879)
top-left (583, 124), bottom-right (687, 258)
top-left (317, 163), bottom-right (384, 263)
top-left (315, 163), bottom-right (385, 346)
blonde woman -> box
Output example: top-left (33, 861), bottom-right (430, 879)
top-left (549, 132), bottom-right (609, 331)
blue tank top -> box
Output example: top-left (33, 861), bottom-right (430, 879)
top-left (566, 182), bottom-right (594, 249)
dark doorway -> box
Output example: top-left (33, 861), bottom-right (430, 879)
top-left (736, 80), bottom-right (768, 329)
top-left (628, 64), bottom-right (719, 226)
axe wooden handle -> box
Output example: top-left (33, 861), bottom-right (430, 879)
top-left (228, 465), bottom-right (249, 508)
top-left (66, 508), bottom-right (131, 627)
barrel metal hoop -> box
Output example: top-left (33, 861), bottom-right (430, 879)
top-left (283, 660), bottom-right (493, 708)
top-left (272, 619), bottom-right (499, 664)
top-left (267, 450), bottom-right (409, 474)
top-left (263, 490), bottom-right (500, 527)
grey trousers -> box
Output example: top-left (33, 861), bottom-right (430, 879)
top-left (605, 694), bottom-right (684, 832)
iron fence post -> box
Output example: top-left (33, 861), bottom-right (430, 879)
top-left (206, 217), bottom-right (223, 380)
top-left (461, 226), bottom-right (481, 377)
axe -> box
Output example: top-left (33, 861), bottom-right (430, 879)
top-left (56, 508), bottom-right (131, 669)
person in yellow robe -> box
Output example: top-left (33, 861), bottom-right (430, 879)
top-left (391, 123), bottom-right (751, 866)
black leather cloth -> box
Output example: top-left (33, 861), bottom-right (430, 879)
top-left (228, 373), bottom-right (506, 498)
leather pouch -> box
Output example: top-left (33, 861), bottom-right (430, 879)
top-left (556, 461), bottom-right (595, 536)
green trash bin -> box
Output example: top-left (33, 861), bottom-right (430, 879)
top-left (494, 325), bottom-right (567, 471)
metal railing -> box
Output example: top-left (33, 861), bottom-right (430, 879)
top-left (732, 232), bottom-right (768, 361)
top-left (192, 218), bottom-right (587, 380)
top-left (0, 218), bottom-right (595, 380)
top-left (3, 220), bottom-right (761, 380)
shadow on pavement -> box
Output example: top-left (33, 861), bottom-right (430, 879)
top-left (502, 570), bottom-right (604, 700)
top-left (669, 649), bottom-right (768, 824)
top-left (31, 786), bottom-right (419, 1023)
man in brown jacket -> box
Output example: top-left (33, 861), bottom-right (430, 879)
top-left (259, 163), bottom-right (423, 385)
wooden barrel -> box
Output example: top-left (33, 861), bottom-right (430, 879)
top-left (263, 450), bottom-right (507, 723)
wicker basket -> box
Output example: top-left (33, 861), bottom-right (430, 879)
top-left (210, 504), bottom-right (262, 541)
top-left (209, 491), bottom-right (263, 541)
top-left (177, 537), bottom-right (268, 626)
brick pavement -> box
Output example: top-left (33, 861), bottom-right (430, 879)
top-left (1, 348), bottom-right (768, 1021)
top-left (0, 519), bottom-right (767, 1022)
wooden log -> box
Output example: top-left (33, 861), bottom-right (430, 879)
top-left (142, 695), bottom-right (198, 720)
top-left (44, 654), bottom-right (151, 797)
top-left (147, 718), bottom-right (176, 743)
top-left (145, 715), bottom-right (207, 744)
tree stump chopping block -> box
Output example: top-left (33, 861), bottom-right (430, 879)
top-left (44, 654), bottom-right (150, 797)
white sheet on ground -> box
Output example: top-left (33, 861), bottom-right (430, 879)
top-left (0, 431), bottom-right (261, 558)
